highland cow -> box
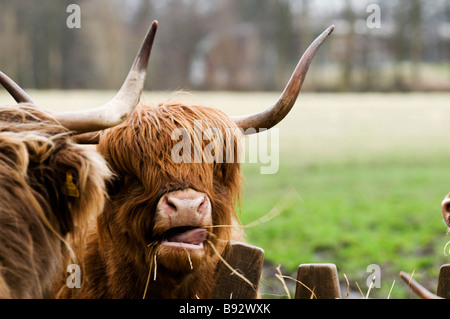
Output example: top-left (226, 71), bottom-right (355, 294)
top-left (57, 25), bottom-right (334, 299)
top-left (0, 21), bottom-right (157, 298)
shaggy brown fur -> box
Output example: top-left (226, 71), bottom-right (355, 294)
top-left (57, 102), bottom-right (244, 298)
top-left (0, 104), bottom-right (110, 298)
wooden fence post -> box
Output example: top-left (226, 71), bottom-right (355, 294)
top-left (437, 263), bottom-right (450, 298)
top-left (295, 263), bottom-right (341, 299)
top-left (212, 240), bottom-right (264, 299)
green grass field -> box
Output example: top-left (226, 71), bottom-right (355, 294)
top-left (2, 90), bottom-right (450, 298)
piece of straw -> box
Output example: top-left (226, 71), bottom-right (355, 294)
top-left (153, 253), bottom-right (158, 281)
top-left (143, 242), bottom-right (159, 299)
top-left (210, 189), bottom-right (303, 231)
top-left (444, 240), bottom-right (450, 256)
top-left (275, 265), bottom-right (291, 299)
top-left (180, 242), bottom-right (193, 270)
top-left (244, 190), bottom-right (302, 229)
top-left (281, 275), bottom-right (317, 299)
top-left (207, 240), bottom-right (254, 290)
top-left (366, 276), bottom-right (376, 299)
top-left (387, 280), bottom-right (395, 299)
top-left (355, 282), bottom-right (364, 298)
top-left (343, 273), bottom-right (350, 299)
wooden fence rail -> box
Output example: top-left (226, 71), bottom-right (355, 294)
top-left (212, 240), bottom-right (264, 299)
top-left (295, 263), bottom-right (340, 299)
top-left (212, 241), bottom-right (450, 299)
top-left (437, 264), bottom-right (450, 298)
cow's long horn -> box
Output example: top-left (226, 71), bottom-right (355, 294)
top-left (231, 25), bottom-right (334, 134)
top-left (0, 71), bottom-right (36, 104)
top-left (53, 20), bottom-right (158, 133)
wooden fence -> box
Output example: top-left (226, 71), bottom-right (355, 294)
top-left (212, 241), bottom-right (450, 299)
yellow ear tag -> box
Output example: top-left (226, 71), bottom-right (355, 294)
top-left (64, 171), bottom-right (80, 198)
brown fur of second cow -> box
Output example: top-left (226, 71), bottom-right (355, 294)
top-left (0, 21), bottom-right (158, 298)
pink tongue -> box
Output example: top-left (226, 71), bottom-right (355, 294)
top-left (169, 228), bottom-right (208, 245)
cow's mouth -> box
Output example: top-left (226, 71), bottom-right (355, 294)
top-left (159, 226), bottom-right (209, 250)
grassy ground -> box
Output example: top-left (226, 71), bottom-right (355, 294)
top-left (241, 150), bottom-right (450, 298)
top-left (233, 92), bottom-right (450, 298)
top-left (2, 90), bottom-right (450, 298)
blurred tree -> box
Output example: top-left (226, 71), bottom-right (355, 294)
top-left (409, 0), bottom-right (423, 90)
top-left (445, 0), bottom-right (450, 84)
top-left (391, 1), bottom-right (410, 91)
top-left (340, 0), bottom-right (356, 91)
top-left (0, 0), bottom-right (449, 92)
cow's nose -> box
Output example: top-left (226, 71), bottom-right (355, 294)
top-left (159, 189), bottom-right (210, 220)
top-left (154, 189), bottom-right (212, 233)
top-left (442, 194), bottom-right (450, 228)
top-left (165, 194), bottom-right (206, 216)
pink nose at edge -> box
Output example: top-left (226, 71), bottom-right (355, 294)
top-left (442, 194), bottom-right (450, 227)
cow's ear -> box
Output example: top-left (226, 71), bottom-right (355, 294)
top-left (50, 142), bottom-right (112, 235)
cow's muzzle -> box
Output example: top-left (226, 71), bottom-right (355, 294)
top-left (153, 188), bottom-right (212, 250)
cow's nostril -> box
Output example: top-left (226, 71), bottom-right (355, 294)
top-left (198, 196), bottom-right (207, 210)
top-left (445, 203), bottom-right (450, 213)
top-left (165, 196), bottom-right (177, 210)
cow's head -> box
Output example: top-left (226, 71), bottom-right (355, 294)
top-left (0, 103), bottom-right (110, 238)
top-left (97, 103), bottom-right (243, 275)
top-left (94, 25), bottom-right (334, 293)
